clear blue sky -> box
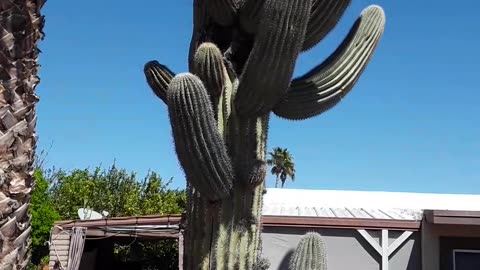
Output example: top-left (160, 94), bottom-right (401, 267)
top-left (36, 0), bottom-right (479, 194)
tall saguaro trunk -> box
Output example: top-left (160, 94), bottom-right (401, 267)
top-left (0, 0), bottom-right (46, 268)
top-left (144, 0), bottom-right (386, 269)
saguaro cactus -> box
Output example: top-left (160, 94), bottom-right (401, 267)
top-left (289, 232), bottom-right (328, 270)
top-left (144, 1), bottom-right (386, 269)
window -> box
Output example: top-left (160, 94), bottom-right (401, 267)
top-left (453, 249), bottom-right (480, 270)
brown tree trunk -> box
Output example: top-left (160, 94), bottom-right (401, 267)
top-left (0, 0), bottom-right (46, 267)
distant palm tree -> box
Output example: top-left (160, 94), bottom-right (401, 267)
top-left (267, 147), bottom-right (295, 188)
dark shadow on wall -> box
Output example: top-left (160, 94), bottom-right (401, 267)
top-left (406, 245), bottom-right (422, 270)
top-left (390, 234), bottom-right (421, 270)
top-left (277, 249), bottom-right (294, 270)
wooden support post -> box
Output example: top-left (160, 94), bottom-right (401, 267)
top-left (357, 229), bottom-right (413, 270)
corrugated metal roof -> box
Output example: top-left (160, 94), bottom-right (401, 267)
top-left (262, 205), bottom-right (422, 220)
top-left (262, 188), bottom-right (480, 221)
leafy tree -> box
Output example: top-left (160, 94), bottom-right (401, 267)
top-left (50, 165), bottom-right (142, 219)
top-left (49, 164), bottom-right (186, 219)
top-left (267, 147), bottom-right (296, 188)
top-left (29, 169), bottom-right (61, 267)
top-left (47, 163), bottom-right (186, 269)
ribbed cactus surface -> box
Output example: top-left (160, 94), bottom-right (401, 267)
top-left (143, 1), bottom-right (386, 269)
top-left (289, 232), bottom-right (328, 270)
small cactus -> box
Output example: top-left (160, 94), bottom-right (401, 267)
top-left (289, 232), bottom-right (328, 270)
top-left (143, 1), bottom-right (386, 269)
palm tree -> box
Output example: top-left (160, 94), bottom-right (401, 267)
top-left (0, 1), bottom-right (46, 267)
top-left (267, 147), bottom-right (296, 188)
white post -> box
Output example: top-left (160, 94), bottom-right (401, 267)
top-left (357, 229), bottom-right (413, 270)
top-left (382, 230), bottom-right (389, 270)
top-left (178, 229), bottom-right (184, 270)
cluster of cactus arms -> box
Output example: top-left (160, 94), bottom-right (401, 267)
top-left (289, 232), bottom-right (328, 270)
top-left (143, 0), bottom-right (385, 269)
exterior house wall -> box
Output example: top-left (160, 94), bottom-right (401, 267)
top-left (421, 217), bottom-right (480, 270)
top-left (421, 219), bottom-right (438, 270)
top-left (49, 233), bottom-right (70, 269)
top-left (261, 226), bottom-right (420, 270)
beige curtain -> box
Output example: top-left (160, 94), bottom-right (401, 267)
top-left (67, 227), bottom-right (87, 270)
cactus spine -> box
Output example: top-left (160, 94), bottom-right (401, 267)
top-left (144, 1), bottom-right (386, 269)
top-left (289, 232), bottom-right (328, 270)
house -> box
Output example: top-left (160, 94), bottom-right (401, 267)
top-left (48, 188), bottom-right (480, 269)
top-left (261, 188), bottom-right (480, 270)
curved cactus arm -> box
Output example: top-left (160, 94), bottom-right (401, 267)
top-left (273, 5), bottom-right (386, 121)
top-left (289, 232), bottom-right (328, 270)
top-left (143, 61), bottom-right (175, 104)
top-left (238, 0), bottom-right (265, 34)
top-left (167, 73), bottom-right (234, 201)
top-left (235, 0), bottom-right (312, 116)
top-left (302, 0), bottom-right (351, 52)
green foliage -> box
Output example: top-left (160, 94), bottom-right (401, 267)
top-left (47, 164), bottom-right (185, 269)
top-left (49, 164), bottom-right (186, 219)
top-left (29, 169), bottom-right (61, 266)
top-left (29, 163), bottom-right (185, 270)
top-left (140, 171), bottom-right (186, 215)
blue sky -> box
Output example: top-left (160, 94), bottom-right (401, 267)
top-left (36, 1), bottom-right (479, 194)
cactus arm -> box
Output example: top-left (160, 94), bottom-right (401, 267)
top-left (143, 61), bottom-right (175, 104)
top-left (228, 113), bottom-right (269, 189)
top-left (273, 5), bottom-right (386, 120)
top-left (192, 42), bottom-right (227, 105)
top-left (234, 0), bottom-right (312, 116)
top-left (302, 0), bottom-right (351, 52)
top-left (167, 73), bottom-right (234, 201)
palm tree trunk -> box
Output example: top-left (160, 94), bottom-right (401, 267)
top-left (275, 174), bottom-right (279, 188)
top-left (0, 0), bottom-right (46, 268)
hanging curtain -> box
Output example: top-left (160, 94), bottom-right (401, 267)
top-left (67, 227), bottom-right (87, 270)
